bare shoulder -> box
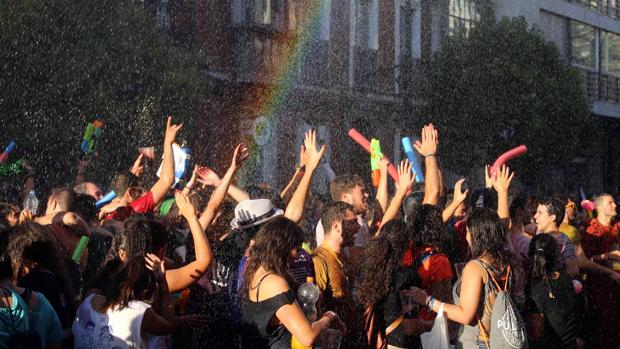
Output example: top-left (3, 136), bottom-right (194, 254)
top-left (463, 260), bottom-right (487, 281)
top-left (254, 274), bottom-right (291, 301)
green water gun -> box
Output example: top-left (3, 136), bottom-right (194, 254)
top-left (370, 138), bottom-right (382, 187)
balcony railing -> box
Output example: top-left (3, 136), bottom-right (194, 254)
top-left (581, 69), bottom-right (620, 104)
top-left (566, 0), bottom-right (619, 19)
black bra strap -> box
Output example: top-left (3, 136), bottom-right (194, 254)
top-left (252, 272), bottom-right (274, 301)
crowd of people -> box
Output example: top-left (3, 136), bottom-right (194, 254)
top-left (0, 118), bottom-right (618, 349)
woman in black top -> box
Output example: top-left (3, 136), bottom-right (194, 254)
top-left (358, 220), bottom-right (433, 349)
top-left (240, 217), bottom-right (344, 348)
top-left (526, 233), bottom-right (579, 349)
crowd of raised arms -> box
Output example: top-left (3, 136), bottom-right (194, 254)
top-left (0, 118), bottom-right (618, 349)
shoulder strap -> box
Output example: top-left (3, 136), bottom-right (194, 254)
top-left (251, 272), bottom-right (274, 301)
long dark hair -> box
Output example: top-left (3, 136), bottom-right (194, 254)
top-left (409, 204), bottom-right (446, 250)
top-left (528, 233), bottom-right (557, 280)
top-left (103, 256), bottom-right (156, 310)
top-left (242, 216), bottom-right (303, 295)
top-left (467, 208), bottom-right (510, 267)
top-left (358, 220), bottom-right (409, 307)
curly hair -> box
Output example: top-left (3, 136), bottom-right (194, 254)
top-left (358, 220), bottom-right (409, 307)
top-left (7, 221), bottom-right (51, 276)
top-left (243, 216), bottom-right (304, 295)
top-left (409, 204), bottom-right (445, 250)
top-left (467, 208), bottom-right (510, 267)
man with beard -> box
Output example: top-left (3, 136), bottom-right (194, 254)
top-left (313, 201), bottom-right (360, 347)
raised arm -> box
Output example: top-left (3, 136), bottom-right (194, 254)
top-left (284, 130), bottom-right (326, 224)
top-left (280, 145), bottom-right (307, 204)
top-left (198, 144), bottom-right (248, 230)
top-left (182, 165), bottom-right (199, 196)
top-left (165, 190), bottom-right (212, 293)
top-left (491, 165), bottom-right (514, 226)
top-left (143, 253), bottom-right (174, 335)
top-left (442, 179), bottom-right (469, 223)
top-left (375, 156), bottom-right (390, 214)
top-left (414, 124), bottom-right (440, 205)
top-left (196, 167), bottom-right (250, 203)
top-left (150, 117), bottom-right (182, 205)
top-left (380, 160), bottom-right (415, 229)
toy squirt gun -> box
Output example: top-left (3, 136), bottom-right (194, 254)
top-left (80, 118), bottom-right (104, 156)
top-left (370, 139), bottom-right (382, 187)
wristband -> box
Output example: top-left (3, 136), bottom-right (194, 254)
top-left (423, 153), bottom-right (436, 158)
top-left (185, 183), bottom-right (194, 190)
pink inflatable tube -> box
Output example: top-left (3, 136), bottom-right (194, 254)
top-left (348, 129), bottom-right (400, 182)
top-left (491, 145), bottom-right (528, 175)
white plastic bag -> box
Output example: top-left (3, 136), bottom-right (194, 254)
top-left (421, 302), bottom-right (451, 349)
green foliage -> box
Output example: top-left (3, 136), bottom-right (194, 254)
top-left (416, 17), bottom-right (598, 185)
top-left (0, 0), bottom-right (205, 190)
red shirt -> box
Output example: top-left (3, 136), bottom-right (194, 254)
top-left (104, 191), bottom-right (155, 221)
top-left (583, 218), bottom-right (620, 257)
top-left (411, 247), bottom-right (454, 321)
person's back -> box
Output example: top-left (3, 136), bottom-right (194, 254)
top-left (73, 293), bottom-right (150, 349)
top-left (0, 287), bottom-right (31, 349)
top-left (21, 289), bottom-right (63, 349)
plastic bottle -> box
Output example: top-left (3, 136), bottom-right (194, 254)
top-left (23, 190), bottom-right (39, 214)
top-left (292, 277), bottom-right (321, 349)
top-left (298, 276), bottom-right (320, 321)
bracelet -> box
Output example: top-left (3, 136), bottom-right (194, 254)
top-left (423, 153), bottom-right (436, 158)
top-left (426, 296), bottom-right (436, 311)
top-left (185, 183), bottom-right (194, 190)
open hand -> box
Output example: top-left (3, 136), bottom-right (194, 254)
top-left (145, 253), bottom-right (166, 282)
top-left (301, 129), bottom-right (326, 171)
top-left (231, 143), bottom-right (249, 171)
top-left (196, 167), bottom-right (221, 187)
top-left (491, 165), bottom-right (514, 194)
top-left (453, 178), bottom-right (469, 204)
top-left (396, 160), bottom-right (415, 193)
top-left (130, 153), bottom-right (145, 177)
top-left (413, 124), bottom-right (438, 157)
top-left (175, 190), bottom-right (197, 220)
top-left (164, 116), bottom-right (183, 145)
top-left (484, 165), bottom-right (492, 188)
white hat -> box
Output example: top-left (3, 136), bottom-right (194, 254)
top-left (230, 199), bottom-right (284, 230)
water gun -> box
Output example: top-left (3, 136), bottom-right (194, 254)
top-left (370, 139), bottom-right (382, 187)
top-left (0, 141), bottom-right (16, 164)
top-left (71, 236), bottom-right (90, 263)
top-left (348, 129), bottom-right (399, 182)
top-left (95, 191), bottom-right (117, 209)
top-left (80, 119), bottom-right (104, 155)
top-left (401, 137), bottom-right (424, 182)
top-left (490, 145), bottom-right (528, 176)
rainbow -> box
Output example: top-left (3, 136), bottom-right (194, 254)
top-left (250, 0), bottom-right (331, 118)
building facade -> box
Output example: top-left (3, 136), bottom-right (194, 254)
top-left (149, 0), bottom-right (619, 193)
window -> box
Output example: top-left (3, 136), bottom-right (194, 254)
top-left (255, 0), bottom-right (272, 25)
top-left (448, 0), bottom-right (479, 36)
top-left (601, 31), bottom-right (620, 75)
top-left (570, 21), bottom-right (597, 69)
top-left (355, 0), bottom-right (379, 50)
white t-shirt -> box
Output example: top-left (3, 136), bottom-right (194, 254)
top-left (315, 214), bottom-right (370, 247)
top-left (72, 294), bottom-right (150, 349)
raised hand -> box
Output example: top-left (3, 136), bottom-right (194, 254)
top-left (379, 156), bottom-right (389, 175)
top-left (301, 129), bottom-right (326, 170)
top-left (145, 253), bottom-right (166, 282)
top-left (130, 153), bottom-right (145, 177)
top-left (491, 165), bottom-right (514, 194)
top-left (484, 165), bottom-right (492, 188)
top-left (396, 159), bottom-right (415, 193)
top-left (175, 190), bottom-right (197, 220)
top-left (413, 124), bottom-right (438, 157)
top-left (453, 178), bottom-right (469, 204)
top-left (164, 116), bottom-right (183, 145)
top-left (196, 167), bottom-right (221, 187)
top-left (231, 143), bottom-right (249, 171)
